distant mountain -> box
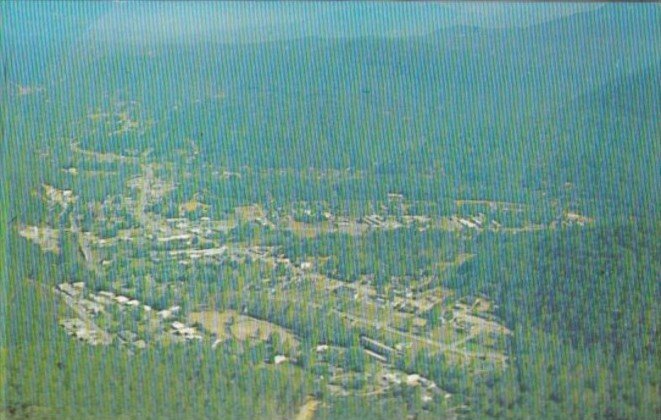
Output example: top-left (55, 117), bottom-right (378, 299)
top-left (520, 4), bottom-right (659, 41)
top-left (20, 4), bottom-right (656, 212)
top-left (548, 62), bottom-right (661, 220)
top-left (424, 4), bottom-right (660, 107)
top-left (561, 61), bottom-right (661, 124)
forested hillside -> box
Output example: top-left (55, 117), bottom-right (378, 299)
top-left (445, 221), bottom-right (660, 418)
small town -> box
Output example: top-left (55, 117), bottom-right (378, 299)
top-left (13, 141), bottom-right (600, 407)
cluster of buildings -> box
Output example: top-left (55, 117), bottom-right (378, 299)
top-left (55, 282), bottom-right (203, 349)
top-left (59, 318), bottom-right (109, 346)
top-left (380, 370), bottom-right (446, 404)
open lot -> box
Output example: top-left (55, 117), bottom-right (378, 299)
top-left (189, 310), bottom-right (299, 347)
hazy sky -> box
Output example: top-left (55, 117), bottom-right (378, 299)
top-left (87, 2), bottom-right (606, 44)
top-left (6, 2), bottom-right (608, 46)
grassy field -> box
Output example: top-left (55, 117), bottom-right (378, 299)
top-left (189, 310), bottom-right (300, 348)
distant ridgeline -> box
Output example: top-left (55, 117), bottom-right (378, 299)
top-left (39, 36), bottom-right (658, 223)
